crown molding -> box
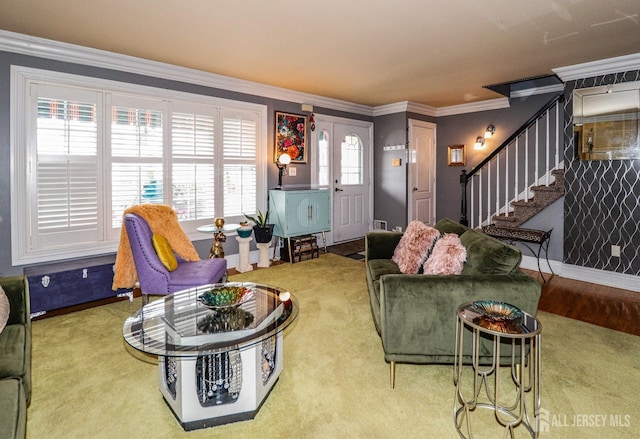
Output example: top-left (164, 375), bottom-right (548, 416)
top-left (372, 98), bottom-right (511, 118)
top-left (435, 98), bottom-right (510, 117)
top-left (373, 101), bottom-right (437, 117)
top-left (0, 29), bottom-right (373, 116)
top-left (510, 83), bottom-right (564, 98)
top-left (372, 102), bottom-right (410, 117)
top-left (553, 52), bottom-right (640, 81)
top-left (406, 101), bottom-right (437, 117)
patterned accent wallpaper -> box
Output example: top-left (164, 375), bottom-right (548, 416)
top-left (563, 69), bottom-right (640, 276)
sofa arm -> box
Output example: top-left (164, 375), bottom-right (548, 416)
top-left (0, 276), bottom-right (30, 326)
top-left (379, 273), bottom-right (541, 358)
top-left (365, 232), bottom-right (402, 260)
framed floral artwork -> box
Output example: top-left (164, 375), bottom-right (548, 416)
top-left (275, 111), bottom-right (307, 163)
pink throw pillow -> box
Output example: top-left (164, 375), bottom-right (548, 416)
top-left (392, 221), bottom-right (440, 274)
top-left (423, 233), bottom-right (467, 275)
top-left (0, 286), bottom-right (9, 334)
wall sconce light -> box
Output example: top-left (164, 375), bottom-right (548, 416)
top-left (484, 124), bottom-right (496, 138)
top-left (275, 152), bottom-right (291, 189)
top-left (474, 137), bottom-right (485, 150)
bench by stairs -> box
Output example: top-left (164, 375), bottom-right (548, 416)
top-left (482, 168), bottom-right (564, 282)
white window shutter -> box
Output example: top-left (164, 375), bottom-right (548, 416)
top-left (34, 94), bottom-right (100, 248)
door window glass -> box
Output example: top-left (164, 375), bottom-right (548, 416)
top-left (341, 134), bottom-right (363, 185)
top-left (318, 130), bottom-right (330, 187)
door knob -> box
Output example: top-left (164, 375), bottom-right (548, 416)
top-left (335, 188), bottom-right (343, 192)
top-left (413, 187), bottom-right (418, 191)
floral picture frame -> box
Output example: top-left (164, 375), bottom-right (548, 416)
top-left (275, 111), bottom-right (307, 164)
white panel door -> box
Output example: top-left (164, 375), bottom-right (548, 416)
top-left (332, 123), bottom-right (371, 242)
top-left (409, 120), bottom-right (436, 225)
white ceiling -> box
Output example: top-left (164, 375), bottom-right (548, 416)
top-left (0, 0), bottom-right (638, 108)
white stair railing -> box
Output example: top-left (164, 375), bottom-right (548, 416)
top-left (460, 94), bottom-right (564, 229)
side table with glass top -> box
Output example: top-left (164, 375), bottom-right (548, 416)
top-left (454, 301), bottom-right (541, 439)
top-left (196, 220), bottom-right (240, 259)
top-left (122, 282), bottom-right (298, 431)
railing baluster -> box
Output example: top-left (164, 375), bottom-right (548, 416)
top-left (495, 153), bottom-right (500, 219)
top-left (504, 147), bottom-right (509, 216)
top-left (545, 112), bottom-right (550, 186)
top-left (478, 171), bottom-right (483, 228)
top-left (533, 118), bottom-right (540, 189)
top-left (514, 137), bottom-right (519, 203)
top-left (555, 102), bottom-right (560, 168)
top-left (487, 164), bottom-right (491, 226)
top-left (525, 128), bottom-right (529, 202)
top-left (470, 176), bottom-right (475, 229)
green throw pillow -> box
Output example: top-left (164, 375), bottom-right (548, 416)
top-left (152, 233), bottom-right (178, 272)
top-left (459, 229), bottom-right (521, 275)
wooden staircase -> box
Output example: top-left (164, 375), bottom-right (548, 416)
top-left (460, 93), bottom-right (564, 230)
top-left (491, 168), bottom-right (564, 228)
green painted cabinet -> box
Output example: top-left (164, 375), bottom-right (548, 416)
top-left (269, 189), bottom-right (331, 238)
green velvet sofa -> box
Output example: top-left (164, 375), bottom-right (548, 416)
top-left (0, 276), bottom-right (31, 439)
top-left (365, 218), bottom-right (541, 388)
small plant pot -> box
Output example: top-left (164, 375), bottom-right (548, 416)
top-left (253, 225), bottom-right (274, 244)
top-left (237, 224), bottom-right (253, 238)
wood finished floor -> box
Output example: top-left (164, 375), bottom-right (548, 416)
top-left (523, 269), bottom-right (640, 336)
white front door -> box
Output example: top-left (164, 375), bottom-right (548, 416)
top-left (332, 123), bottom-right (371, 242)
top-left (408, 119), bottom-right (436, 225)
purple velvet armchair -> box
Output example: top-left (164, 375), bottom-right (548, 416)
top-left (124, 213), bottom-right (227, 304)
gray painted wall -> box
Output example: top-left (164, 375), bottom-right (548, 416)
top-left (0, 50), bottom-right (371, 275)
top-left (372, 113), bottom-right (408, 231)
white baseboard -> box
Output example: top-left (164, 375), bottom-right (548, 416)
top-left (560, 263), bottom-right (640, 293)
top-left (520, 255), bottom-right (640, 292)
top-left (519, 255), bottom-right (562, 276)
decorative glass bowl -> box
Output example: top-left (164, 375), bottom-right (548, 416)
top-left (472, 300), bottom-right (523, 322)
top-left (198, 286), bottom-right (254, 311)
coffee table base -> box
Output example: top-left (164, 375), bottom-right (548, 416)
top-left (159, 333), bottom-right (283, 431)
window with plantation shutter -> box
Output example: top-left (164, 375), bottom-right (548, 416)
top-left (12, 67), bottom-right (266, 265)
top-left (222, 111), bottom-right (258, 218)
top-left (110, 97), bottom-right (165, 228)
top-left (171, 108), bottom-right (216, 222)
top-left (32, 87), bottom-right (101, 250)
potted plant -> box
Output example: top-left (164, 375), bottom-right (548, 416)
top-left (244, 210), bottom-right (274, 243)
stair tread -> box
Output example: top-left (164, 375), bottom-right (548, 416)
top-left (531, 184), bottom-right (563, 191)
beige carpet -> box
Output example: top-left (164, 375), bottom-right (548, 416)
top-left (27, 254), bottom-right (640, 438)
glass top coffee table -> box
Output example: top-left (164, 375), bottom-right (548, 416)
top-left (122, 282), bottom-right (298, 431)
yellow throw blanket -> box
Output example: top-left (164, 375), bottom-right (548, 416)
top-left (112, 204), bottom-right (200, 290)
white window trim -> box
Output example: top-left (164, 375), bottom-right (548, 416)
top-left (11, 65), bottom-right (267, 266)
